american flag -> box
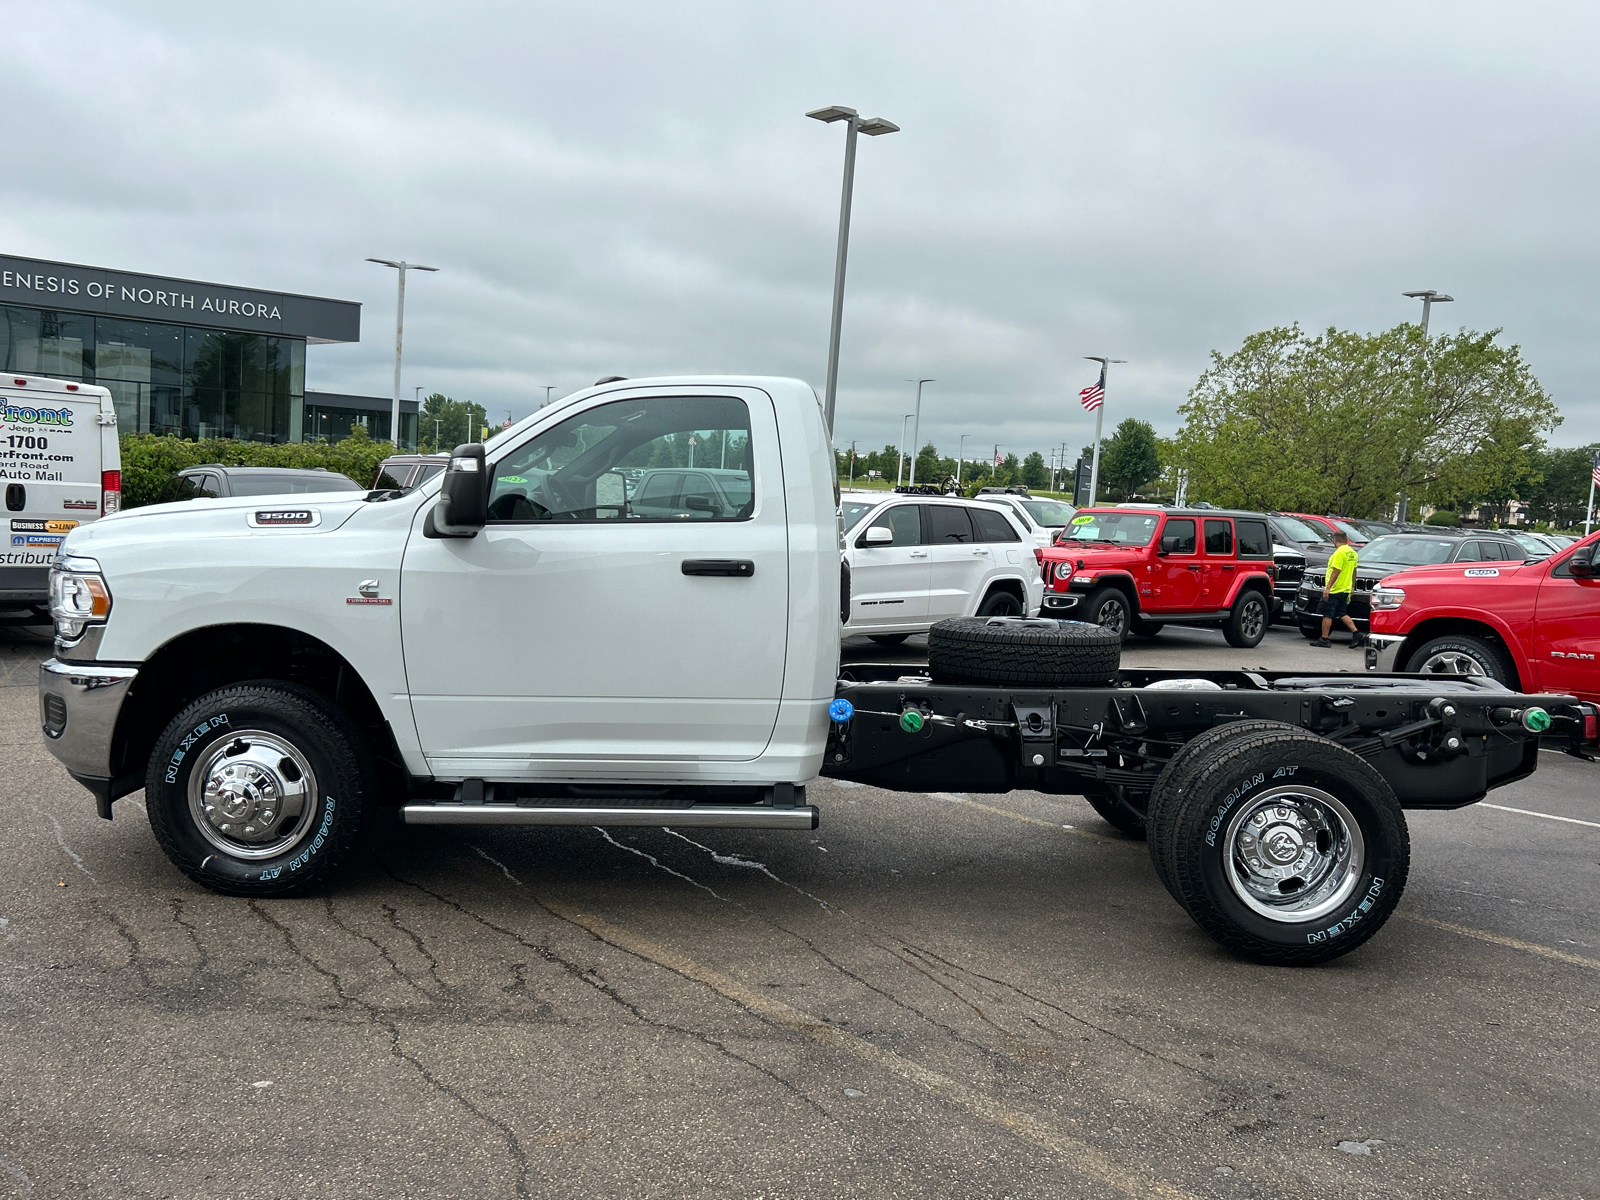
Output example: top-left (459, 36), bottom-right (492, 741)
top-left (993, 449), bottom-right (1003, 466)
top-left (1592, 451), bottom-right (1600, 488)
top-left (1078, 382), bottom-right (1103, 411)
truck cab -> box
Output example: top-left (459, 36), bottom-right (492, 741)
top-left (1367, 530), bottom-right (1600, 703)
top-left (1038, 506), bottom-right (1275, 647)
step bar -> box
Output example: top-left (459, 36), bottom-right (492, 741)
top-left (402, 803), bottom-right (819, 830)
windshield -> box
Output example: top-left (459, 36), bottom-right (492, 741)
top-left (1271, 515), bottom-right (1327, 544)
top-left (1021, 499), bottom-right (1076, 527)
top-left (841, 500), bottom-right (875, 530)
top-left (1359, 536), bottom-right (1457, 566)
top-left (1331, 519), bottom-right (1369, 541)
top-left (1059, 510), bottom-right (1160, 546)
top-left (230, 473), bottom-right (363, 496)
top-left (1510, 532), bottom-right (1552, 556)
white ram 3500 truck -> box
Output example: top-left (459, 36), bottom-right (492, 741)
top-left (38, 375), bottom-right (1594, 965)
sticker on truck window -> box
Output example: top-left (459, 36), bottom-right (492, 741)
top-left (1071, 514), bottom-right (1096, 525)
top-left (248, 509), bottom-right (320, 528)
top-left (1463, 568), bottom-right (1499, 577)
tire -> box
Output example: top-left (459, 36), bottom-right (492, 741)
top-left (1299, 621), bottom-right (1321, 640)
top-left (927, 616), bottom-right (1121, 687)
top-left (869, 633), bottom-right (911, 645)
top-left (1157, 727), bottom-right (1410, 965)
top-left (976, 589), bottom-right (1024, 617)
top-left (1129, 619), bottom-right (1165, 638)
top-left (1086, 793), bottom-right (1147, 839)
top-left (1077, 586), bottom-right (1131, 642)
top-left (1402, 634), bottom-right (1516, 686)
top-left (1223, 590), bottom-right (1270, 649)
top-left (144, 682), bottom-right (373, 897)
top-left (1146, 720), bottom-right (1305, 909)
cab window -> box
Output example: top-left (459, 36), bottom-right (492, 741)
top-left (860, 504), bottom-right (922, 546)
top-left (1161, 518), bottom-right (1197, 554)
top-left (487, 396), bottom-right (753, 522)
top-left (1236, 519), bottom-right (1271, 557)
top-left (1203, 518), bottom-right (1234, 555)
top-left (926, 505), bottom-right (975, 543)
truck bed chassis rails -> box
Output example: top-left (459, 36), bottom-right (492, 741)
top-left (822, 665), bottom-right (1578, 806)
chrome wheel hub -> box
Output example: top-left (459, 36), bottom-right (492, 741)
top-left (1224, 785), bottom-right (1364, 924)
top-left (1418, 650), bottom-right (1487, 677)
top-left (187, 730), bottom-right (317, 861)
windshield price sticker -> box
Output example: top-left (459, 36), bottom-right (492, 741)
top-left (1463, 568), bottom-right (1500, 577)
top-left (248, 509), bottom-right (321, 528)
top-left (1071, 514), bottom-right (1096, 525)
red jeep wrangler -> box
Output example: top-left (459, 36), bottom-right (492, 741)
top-left (1367, 529), bottom-right (1600, 706)
top-left (1040, 506), bottom-right (1276, 646)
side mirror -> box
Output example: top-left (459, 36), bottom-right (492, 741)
top-left (860, 526), bottom-right (894, 547)
top-left (424, 443), bottom-right (487, 539)
top-left (1569, 546), bottom-right (1596, 578)
top-left (684, 495), bottom-right (716, 514)
top-left (1159, 535), bottom-right (1179, 555)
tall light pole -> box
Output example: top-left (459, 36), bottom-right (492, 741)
top-left (1396, 291), bottom-right (1453, 521)
top-left (807, 105), bottom-right (900, 439)
top-left (896, 414), bottom-right (914, 487)
top-left (1403, 289), bottom-right (1453, 336)
top-left (367, 258), bottom-right (438, 451)
top-left (906, 378), bottom-right (934, 487)
top-left (1083, 356), bottom-right (1126, 507)
top-left (956, 433), bottom-right (972, 486)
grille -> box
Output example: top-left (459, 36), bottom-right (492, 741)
top-left (43, 694), bottom-right (66, 738)
top-left (1275, 561), bottom-right (1305, 587)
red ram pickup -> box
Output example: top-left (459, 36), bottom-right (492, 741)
top-left (1367, 530), bottom-right (1600, 707)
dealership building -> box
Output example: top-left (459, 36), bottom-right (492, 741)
top-left (0, 254), bottom-right (418, 447)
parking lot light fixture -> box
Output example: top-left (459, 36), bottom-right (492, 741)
top-left (367, 258), bottom-right (439, 452)
top-left (907, 379), bottom-right (934, 487)
top-left (957, 433), bottom-right (972, 486)
top-left (897, 413), bottom-right (914, 487)
top-left (807, 105), bottom-right (900, 437)
top-left (1402, 290), bottom-right (1454, 336)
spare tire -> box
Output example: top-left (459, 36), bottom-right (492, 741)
top-left (927, 617), bottom-right (1120, 687)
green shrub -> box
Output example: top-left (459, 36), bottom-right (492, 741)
top-left (119, 433), bottom-right (396, 509)
top-left (1424, 509), bottom-right (1461, 526)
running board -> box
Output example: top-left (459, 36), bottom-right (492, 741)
top-left (402, 804), bottom-right (819, 830)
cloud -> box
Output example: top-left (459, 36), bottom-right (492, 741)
top-left (2, 0), bottom-right (1596, 461)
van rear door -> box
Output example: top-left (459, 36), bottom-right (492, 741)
top-left (2, 376), bottom-right (116, 604)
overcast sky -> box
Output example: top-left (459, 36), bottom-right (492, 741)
top-left (5, 0), bottom-right (1598, 460)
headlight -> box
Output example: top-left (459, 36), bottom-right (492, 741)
top-left (1370, 586), bottom-right (1406, 610)
top-left (49, 556), bottom-right (112, 640)
top-left (1053, 561), bottom-right (1074, 582)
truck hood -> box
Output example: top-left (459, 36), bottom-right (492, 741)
top-left (61, 492), bottom-right (373, 556)
top-left (1369, 559), bottom-right (1535, 587)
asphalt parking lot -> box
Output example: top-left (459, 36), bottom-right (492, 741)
top-left (2, 622), bottom-right (1596, 1199)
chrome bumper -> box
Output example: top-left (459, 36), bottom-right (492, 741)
top-left (39, 658), bottom-right (140, 816)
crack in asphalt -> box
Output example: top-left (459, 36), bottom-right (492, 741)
top-left (381, 901), bottom-right (449, 994)
top-left (34, 807), bottom-right (97, 884)
top-left (387, 851), bottom-right (839, 1127)
top-left (247, 899), bottom-right (532, 1198)
top-left (321, 895), bottom-right (436, 1001)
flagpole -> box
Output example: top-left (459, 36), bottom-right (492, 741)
top-left (1082, 357), bottom-right (1125, 506)
top-left (1585, 452), bottom-right (1598, 535)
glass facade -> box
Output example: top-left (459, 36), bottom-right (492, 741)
top-left (0, 301), bottom-right (305, 442)
top-left (302, 395), bottom-right (417, 448)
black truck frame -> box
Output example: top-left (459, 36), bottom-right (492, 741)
top-left (822, 662), bottom-right (1593, 965)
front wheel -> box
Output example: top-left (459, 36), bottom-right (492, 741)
top-left (1223, 591), bottom-right (1269, 648)
top-left (1158, 727), bottom-right (1409, 965)
top-left (144, 682), bottom-right (373, 897)
top-left (1129, 619), bottom-right (1165, 637)
top-left (976, 589), bottom-right (1024, 617)
top-left (1402, 634), bottom-right (1515, 686)
top-left (1077, 587), bottom-right (1130, 641)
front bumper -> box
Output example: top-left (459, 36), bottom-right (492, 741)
top-left (39, 658), bottom-right (140, 817)
top-left (1293, 586), bottom-right (1372, 628)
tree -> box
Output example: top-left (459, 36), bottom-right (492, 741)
top-left (1098, 418), bottom-right (1161, 500)
top-left (1021, 451), bottom-right (1049, 490)
top-left (1525, 444), bottom-right (1600, 529)
top-left (1172, 323), bottom-right (1560, 517)
top-left (417, 393), bottom-right (489, 452)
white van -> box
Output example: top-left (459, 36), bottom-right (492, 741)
top-left (1, 374), bottom-right (120, 609)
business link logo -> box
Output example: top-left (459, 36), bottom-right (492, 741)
top-left (3, 404), bottom-right (73, 427)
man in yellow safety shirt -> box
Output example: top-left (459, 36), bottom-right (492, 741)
top-left (1312, 530), bottom-right (1363, 648)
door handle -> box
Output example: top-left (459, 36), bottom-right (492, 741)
top-left (972, 547), bottom-right (989, 555)
top-left (1186, 564), bottom-right (1202, 571)
top-left (910, 550), bottom-right (929, 558)
top-left (681, 559), bottom-right (755, 577)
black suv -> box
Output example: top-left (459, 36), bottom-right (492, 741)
top-left (1293, 529), bottom-right (1531, 636)
top-left (177, 465), bottom-right (366, 498)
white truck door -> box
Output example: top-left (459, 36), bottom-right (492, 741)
top-left (400, 387), bottom-right (788, 772)
top-left (846, 503), bottom-right (929, 630)
top-left (924, 504), bottom-right (986, 620)
top-left (2, 378), bottom-right (110, 603)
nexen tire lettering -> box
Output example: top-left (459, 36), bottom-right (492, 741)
top-left (164, 714), bottom-right (229, 784)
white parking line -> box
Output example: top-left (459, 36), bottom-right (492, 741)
top-left (1479, 803), bottom-right (1600, 829)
